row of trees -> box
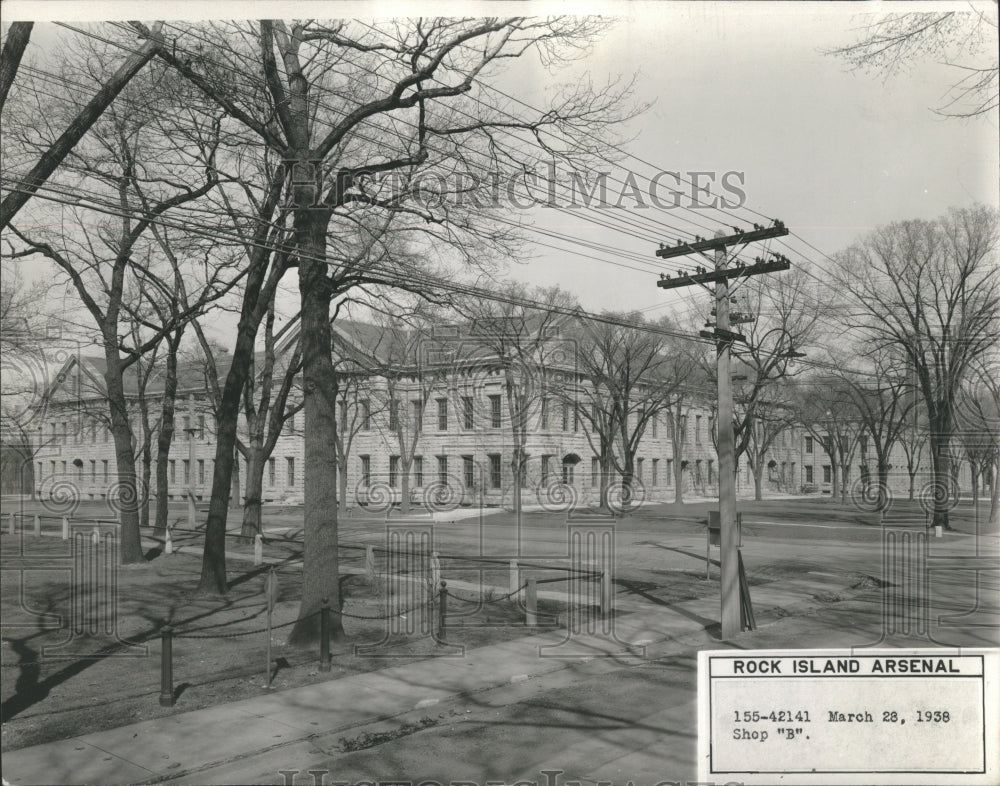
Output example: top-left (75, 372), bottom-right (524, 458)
top-left (3, 18), bottom-right (996, 650)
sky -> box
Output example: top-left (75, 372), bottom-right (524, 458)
top-left (3, 0), bottom-right (998, 343)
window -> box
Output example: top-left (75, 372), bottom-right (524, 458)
top-left (540, 398), bottom-right (549, 430)
top-left (286, 457), bottom-right (295, 487)
top-left (859, 435), bottom-right (868, 454)
top-left (105, 423), bottom-right (111, 443)
top-left (413, 456), bottom-right (424, 487)
top-left (561, 402), bottom-right (570, 431)
top-left (489, 394), bottom-right (502, 429)
top-left (360, 399), bottom-right (371, 431)
top-left (360, 455), bottom-right (371, 487)
top-left (183, 459), bottom-right (190, 485)
top-left (183, 415), bottom-right (191, 434)
top-left (77, 463), bottom-right (83, 481)
top-left (269, 458), bottom-right (276, 486)
top-left (389, 456), bottom-right (400, 488)
top-left (805, 436), bottom-right (813, 454)
top-left (591, 457), bottom-right (600, 488)
top-left (666, 458), bottom-right (673, 485)
top-left (90, 460), bottom-right (96, 481)
top-left (38, 461), bottom-right (43, 481)
top-left (169, 460), bottom-right (176, 484)
top-left (102, 460), bottom-right (109, 481)
top-left (437, 398), bottom-right (448, 431)
top-left (541, 455), bottom-right (553, 484)
top-left (437, 455), bottom-right (448, 485)
top-left (562, 462), bottom-right (574, 485)
top-left (573, 406), bottom-right (580, 432)
top-left (412, 400), bottom-right (423, 432)
top-left (708, 459), bottom-right (714, 485)
top-left (462, 396), bottom-right (474, 430)
top-left (198, 459), bottom-right (205, 485)
top-left (50, 460), bottom-right (56, 478)
top-left (488, 454), bottom-right (502, 489)
top-left (805, 465), bottom-right (814, 483)
top-left (463, 455), bottom-right (475, 489)
top-left (695, 415), bottom-right (703, 445)
top-left (695, 459), bottom-right (703, 484)
top-left (680, 414), bottom-right (688, 439)
top-left (823, 465), bottom-right (832, 484)
top-left (389, 399), bottom-right (399, 431)
top-left (652, 458), bottom-right (659, 486)
top-left (651, 416), bottom-right (657, 438)
top-left (61, 460), bottom-right (67, 476)
top-left (636, 458), bottom-right (644, 481)
top-left (288, 412), bottom-right (295, 433)
top-left (197, 415), bottom-right (206, 439)
top-left (823, 435), bottom-right (832, 454)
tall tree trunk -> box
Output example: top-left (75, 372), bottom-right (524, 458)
top-left (929, 430), bottom-right (952, 529)
top-left (154, 339), bottom-right (180, 538)
top-left (989, 462), bottom-right (999, 527)
top-left (289, 212), bottom-right (345, 645)
top-left (139, 448), bottom-right (151, 530)
top-left (338, 457), bottom-right (349, 516)
top-left (102, 344), bottom-right (143, 563)
top-left (196, 328), bottom-right (255, 593)
top-left (399, 460), bottom-right (411, 515)
top-left (753, 460), bottom-right (764, 501)
top-left (241, 450), bottom-right (264, 539)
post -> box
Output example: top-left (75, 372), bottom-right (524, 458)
top-left (33, 513), bottom-right (40, 537)
top-left (600, 570), bottom-right (612, 619)
top-left (430, 550), bottom-right (441, 591)
top-left (62, 516), bottom-right (69, 540)
top-left (187, 422), bottom-right (197, 529)
top-left (525, 577), bottom-right (537, 627)
top-left (716, 231), bottom-right (740, 639)
top-left (254, 533), bottom-right (263, 565)
top-left (437, 581), bottom-right (447, 643)
top-left (509, 559), bottom-right (519, 597)
top-left (706, 520), bottom-right (711, 581)
top-left (265, 604), bottom-right (273, 688)
top-left (159, 626), bottom-right (174, 707)
top-left (319, 597), bottom-right (331, 672)
top-left (164, 525), bottom-right (173, 555)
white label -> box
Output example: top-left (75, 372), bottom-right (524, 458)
top-left (698, 648), bottom-right (999, 785)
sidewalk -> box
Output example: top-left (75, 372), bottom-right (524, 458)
top-left (2, 566), bottom-right (859, 786)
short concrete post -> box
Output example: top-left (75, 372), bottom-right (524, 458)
top-left (254, 533), bottom-right (263, 565)
top-left (437, 581), bottom-right (448, 643)
top-left (430, 551), bottom-right (441, 591)
top-left (509, 559), bottom-right (519, 597)
top-left (319, 598), bottom-right (331, 672)
top-left (525, 577), bottom-right (537, 627)
top-left (165, 526), bottom-right (173, 555)
top-left (33, 514), bottom-right (40, 537)
top-left (159, 626), bottom-right (175, 707)
top-left (600, 570), bottom-right (612, 619)
top-left (61, 516), bottom-right (69, 540)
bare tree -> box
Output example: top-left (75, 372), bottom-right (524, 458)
top-left (457, 284), bottom-right (576, 513)
top-left (1, 23), bottom-right (166, 228)
top-left (826, 8), bottom-right (998, 118)
top-left (571, 312), bottom-right (697, 511)
top-left (4, 63), bottom-right (235, 561)
top-left (794, 377), bottom-right (863, 505)
top-left (134, 18), bottom-right (635, 643)
top-left (833, 205), bottom-right (999, 528)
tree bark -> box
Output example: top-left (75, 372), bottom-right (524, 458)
top-left (0, 24), bottom-right (162, 230)
top-left (289, 210), bottom-right (345, 645)
top-left (153, 337), bottom-right (180, 538)
top-left (241, 451), bottom-right (265, 539)
top-left (102, 343), bottom-right (143, 563)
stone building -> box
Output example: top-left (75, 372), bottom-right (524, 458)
top-left (30, 319), bottom-right (949, 513)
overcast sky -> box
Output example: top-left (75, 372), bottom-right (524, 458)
top-left (5, 1), bottom-right (998, 339)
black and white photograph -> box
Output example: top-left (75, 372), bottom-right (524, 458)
top-left (1, 2), bottom-right (998, 784)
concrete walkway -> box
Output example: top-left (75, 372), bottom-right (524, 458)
top-left (2, 566), bottom-right (859, 786)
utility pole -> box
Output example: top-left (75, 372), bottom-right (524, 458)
top-left (655, 221), bottom-right (789, 639)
